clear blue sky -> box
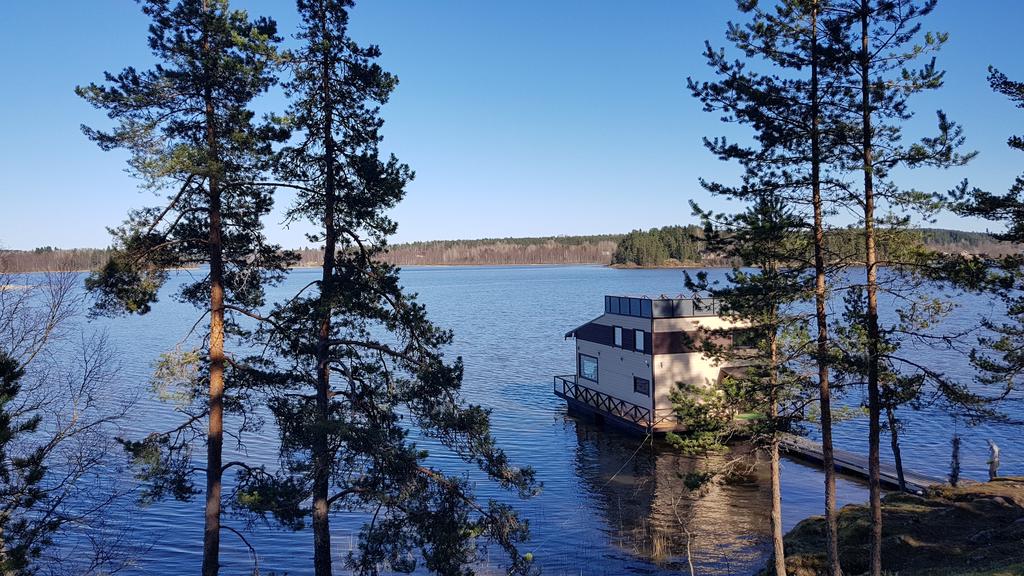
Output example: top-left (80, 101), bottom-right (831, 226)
top-left (2, 1), bottom-right (1022, 250)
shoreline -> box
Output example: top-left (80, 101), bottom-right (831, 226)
top-left (608, 261), bottom-right (708, 269)
top-left (765, 477), bottom-right (1024, 575)
top-left (7, 262), bottom-right (735, 274)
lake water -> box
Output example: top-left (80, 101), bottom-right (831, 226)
top-left (43, 265), bottom-right (1024, 574)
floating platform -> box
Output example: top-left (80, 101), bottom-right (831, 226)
top-left (779, 433), bottom-right (945, 493)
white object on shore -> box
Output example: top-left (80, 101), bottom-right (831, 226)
top-left (988, 440), bottom-right (1001, 481)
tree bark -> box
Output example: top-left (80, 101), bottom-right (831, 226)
top-left (810, 3), bottom-right (842, 574)
top-left (312, 3), bottom-right (335, 574)
top-left (859, 2), bottom-right (883, 574)
top-left (769, 334), bottom-right (786, 576)
top-left (201, 3), bottom-right (225, 573)
top-left (204, 171), bottom-right (226, 576)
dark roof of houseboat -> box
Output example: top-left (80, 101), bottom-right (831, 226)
top-left (564, 295), bottom-right (724, 338)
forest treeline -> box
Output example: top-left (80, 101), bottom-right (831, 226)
top-left (0, 237), bottom-right (619, 271)
top-left (297, 234), bottom-right (621, 266)
top-left (0, 247), bottom-right (111, 274)
top-left (2, 227), bottom-right (1014, 272)
top-left (609, 226), bottom-right (1020, 266)
top-left (611, 225), bottom-right (711, 266)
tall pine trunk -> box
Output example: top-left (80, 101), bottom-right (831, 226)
top-left (312, 4), bottom-right (336, 573)
top-left (859, 2), bottom-right (884, 574)
top-left (201, 4), bottom-right (225, 572)
top-left (769, 334), bottom-right (786, 576)
top-left (204, 174), bottom-right (226, 576)
top-left (810, 3), bottom-right (842, 574)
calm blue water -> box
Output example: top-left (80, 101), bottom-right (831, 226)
top-left (36, 266), bottom-right (1024, 574)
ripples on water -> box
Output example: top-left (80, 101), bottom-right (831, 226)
top-left (31, 265), bottom-right (1022, 574)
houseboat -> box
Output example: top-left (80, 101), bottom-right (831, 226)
top-left (554, 294), bottom-right (747, 434)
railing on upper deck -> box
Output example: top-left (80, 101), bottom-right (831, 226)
top-left (553, 375), bottom-right (653, 429)
top-left (604, 295), bottom-right (722, 319)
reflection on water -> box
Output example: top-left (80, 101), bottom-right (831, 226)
top-left (14, 265), bottom-right (1016, 574)
top-left (570, 421), bottom-right (767, 574)
top-left (564, 416), bottom-right (871, 575)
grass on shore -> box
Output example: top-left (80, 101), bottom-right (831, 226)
top-left (763, 477), bottom-right (1024, 576)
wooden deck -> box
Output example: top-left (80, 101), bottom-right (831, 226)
top-left (553, 375), bottom-right (683, 434)
top-left (779, 433), bottom-right (945, 493)
top-left (552, 376), bottom-right (944, 492)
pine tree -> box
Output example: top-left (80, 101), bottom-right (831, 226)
top-left (949, 68), bottom-right (1024, 411)
top-left (0, 353), bottom-right (46, 574)
top-left (76, 2), bottom-right (292, 574)
top-left (688, 2), bottom-right (852, 572)
top-left (229, 2), bottom-right (539, 574)
top-left (806, 4), bottom-right (844, 570)
top-left (829, 2), bottom-right (976, 573)
top-left (685, 193), bottom-right (815, 576)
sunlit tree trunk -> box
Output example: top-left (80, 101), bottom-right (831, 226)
top-left (810, 3), bottom-right (842, 573)
top-left (769, 331), bottom-right (786, 576)
top-left (859, 2), bottom-right (884, 574)
top-left (202, 30), bottom-right (226, 576)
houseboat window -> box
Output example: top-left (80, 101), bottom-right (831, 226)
top-left (732, 329), bottom-right (759, 349)
top-left (579, 354), bottom-right (598, 382)
top-left (633, 377), bottom-right (650, 396)
top-left (614, 326), bottom-right (622, 347)
top-left (629, 298), bottom-right (641, 316)
top-left (634, 329), bottom-right (645, 352)
top-left (641, 299), bottom-right (652, 318)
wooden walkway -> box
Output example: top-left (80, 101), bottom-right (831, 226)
top-left (779, 433), bottom-right (946, 493)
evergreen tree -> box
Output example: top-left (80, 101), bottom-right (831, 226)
top-left (685, 193), bottom-right (815, 576)
top-left (229, 2), bottom-right (538, 574)
top-left (76, 2), bottom-right (292, 574)
top-left (0, 353), bottom-right (46, 574)
top-left (688, 2), bottom-right (852, 572)
top-left (612, 229), bottom-right (671, 266)
top-left (829, 2), bottom-right (976, 573)
top-left (610, 225), bottom-right (706, 266)
top-left (952, 69), bottom-right (1024, 391)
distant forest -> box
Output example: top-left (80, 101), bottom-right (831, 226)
top-left (611, 225), bottom-right (712, 266)
top-left (296, 234), bottom-right (623, 267)
top-left (0, 247), bottom-right (112, 273)
top-left (1, 228), bottom-right (1017, 273)
top-left (610, 226), bottom-right (1022, 267)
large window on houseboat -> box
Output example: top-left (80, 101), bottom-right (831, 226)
top-left (634, 329), bottom-right (645, 352)
top-left (633, 377), bottom-right (650, 396)
top-left (578, 353), bottom-right (598, 382)
top-left (613, 326), bottom-right (622, 347)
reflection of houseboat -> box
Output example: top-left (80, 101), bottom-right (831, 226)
top-left (568, 420), bottom-right (774, 574)
top-left (554, 294), bottom-right (746, 434)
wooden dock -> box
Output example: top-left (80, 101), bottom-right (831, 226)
top-left (779, 434), bottom-right (946, 493)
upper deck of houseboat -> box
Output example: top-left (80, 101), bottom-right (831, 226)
top-left (601, 294), bottom-right (723, 319)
